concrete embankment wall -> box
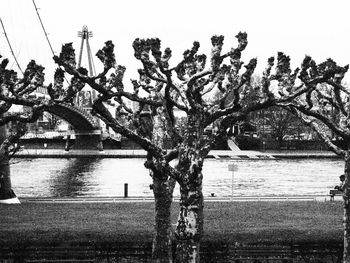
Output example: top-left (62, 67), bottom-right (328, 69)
top-left (19, 138), bottom-right (123, 150)
top-left (19, 137), bottom-right (331, 151)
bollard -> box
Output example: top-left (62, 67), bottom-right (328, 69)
top-left (124, 183), bottom-right (128, 198)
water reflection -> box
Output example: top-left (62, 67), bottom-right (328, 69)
top-left (12, 158), bottom-right (152, 197)
top-left (48, 158), bottom-right (101, 197)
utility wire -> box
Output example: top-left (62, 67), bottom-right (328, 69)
top-left (32, 0), bottom-right (55, 57)
top-left (0, 17), bottom-right (24, 75)
top-left (10, 48), bottom-right (21, 70)
top-left (32, 0), bottom-right (70, 85)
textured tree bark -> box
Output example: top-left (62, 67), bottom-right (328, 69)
top-left (152, 174), bottom-right (174, 263)
top-left (175, 168), bottom-right (204, 263)
top-left (343, 153), bottom-right (350, 262)
top-left (173, 111), bottom-right (205, 263)
top-left (0, 125), bottom-right (20, 204)
top-left (151, 112), bottom-right (174, 263)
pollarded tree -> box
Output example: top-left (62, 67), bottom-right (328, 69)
top-left (54, 35), bottom-right (319, 263)
top-left (0, 56), bottom-right (48, 203)
top-left (278, 57), bottom-right (350, 262)
top-left (0, 55), bottom-right (86, 204)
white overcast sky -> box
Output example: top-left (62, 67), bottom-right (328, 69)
top-left (1, 0), bottom-right (350, 85)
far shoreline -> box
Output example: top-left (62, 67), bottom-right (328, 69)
top-left (13, 149), bottom-right (340, 159)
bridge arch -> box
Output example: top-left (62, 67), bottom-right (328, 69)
top-left (45, 102), bottom-right (98, 130)
top-left (44, 102), bottom-right (102, 150)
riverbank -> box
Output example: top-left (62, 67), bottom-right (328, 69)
top-left (14, 149), bottom-right (339, 159)
top-left (0, 201), bottom-right (342, 246)
top-left (18, 195), bottom-right (340, 203)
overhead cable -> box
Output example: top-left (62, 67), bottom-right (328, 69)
top-left (32, 0), bottom-right (55, 57)
top-left (0, 17), bottom-right (24, 75)
top-left (32, 0), bottom-right (70, 85)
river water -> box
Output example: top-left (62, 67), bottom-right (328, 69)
top-left (11, 158), bottom-right (344, 198)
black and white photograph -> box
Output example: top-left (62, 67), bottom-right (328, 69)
top-left (0, 0), bottom-right (350, 262)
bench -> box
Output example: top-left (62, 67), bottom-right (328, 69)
top-left (329, 189), bottom-right (343, 201)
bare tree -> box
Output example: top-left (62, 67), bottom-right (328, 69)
top-left (0, 53), bottom-right (83, 204)
top-left (54, 36), bottom-right (316, 262)
top-left (278, 56), bottom-right (350, 262)
top-left (0, 56), bottom-right (50, 203)
top-left (256, 106), bottom-right (305, 142)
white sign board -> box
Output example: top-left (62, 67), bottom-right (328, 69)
top-left (228, 164), bottom-right (238, 172)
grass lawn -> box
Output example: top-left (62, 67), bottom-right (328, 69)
top-left (0, 201), bottom-right (343, 246)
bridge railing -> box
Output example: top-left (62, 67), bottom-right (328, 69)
top-left (59, 102), bottom-right (99, 128)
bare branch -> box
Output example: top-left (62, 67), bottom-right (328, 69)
top-left (288, 107), bottom-right (346, 157)
top-left (289, 103), bottom-right (350, 139)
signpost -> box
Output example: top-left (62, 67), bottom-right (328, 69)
top-left (228, 163), bottom-right (238, 200)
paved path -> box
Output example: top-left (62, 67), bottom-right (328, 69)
top-left (19, 195), bottom-right (338, 203)
top-left (15, 149), bottom-right (339, 159)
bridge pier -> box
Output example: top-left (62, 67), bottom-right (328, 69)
top-left (67, 130), bottom-right (103, 151)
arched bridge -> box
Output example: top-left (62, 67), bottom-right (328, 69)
top-left (45, 102), bottom-right (102, 150)
top-left (46, 102), bottom-right (99, 130)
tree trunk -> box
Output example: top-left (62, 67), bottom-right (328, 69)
top-left (0, 125), bottom-right (20, 204)
top-left (175, 171), bottom-right (204, 263)
top-left (152, 175), bottom-right (175, 263)
top-left (151, 112), bottom-right (175, 263)
top-left (173, 110), bottom-right (205, 262)
top-left (343, 152), bottom-right (350, 262)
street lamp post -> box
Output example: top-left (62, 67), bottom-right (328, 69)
top-left (228, 163), bottom-right (238, 200)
